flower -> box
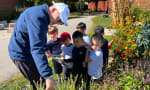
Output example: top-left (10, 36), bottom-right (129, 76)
top-left (124, 58), bottom-right (128, 61)
top-left (134, 63), bottom-right (137, 66)
top-left (128, 40), bottom-right (132, 43)
top-left (134, 50), bottom-right (136, 52)
top-left (129, 29), bottom-right (133, 32)
top-left (135, 21), bottom-right (139, 24)
top-left (133, 16), bottom-right (135, 18)
top-left (116, 47), bottom-right (119, 51)
top-left (123, 27), bottom-right (126, 31)
top-left (131, 34), bottom-right (134, 37)
top-left (121, 38), bottom-right (124, 41)
top-left (135, 27), bottom-right (138, 30)
top-left (142, 19), bottom-right (145, 23)
top-left (120, 42), bottom-right (124, 45)
top-left (143, 53), bottom-right (146, 56)
top-left (149, 51), bottom-right (150, 54)
top-left (121, 52), bottom-right (125, 57)
top-left (140, 26), bottom-right (143, 28)
top-left (133, 59), bottom-right (136, 62)
top-left (126, 50), bottom-right (132, 56)
top-left (125, 46), bottom-right (128, 49)
top-left (132, 44), bottom-right (136, 47)
top-left (115, 40), bottom-right (118, 43)
top-left (112, 25), bottom-right (115, 29)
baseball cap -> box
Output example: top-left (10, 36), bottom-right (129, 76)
top-left (52, 1), bottom-right (70, 25)
top-left (60, 32), bottom-right (71, 42)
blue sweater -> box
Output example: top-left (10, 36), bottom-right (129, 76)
top-left (46, 38), bottom-right (62, 57)
top-left (8, 4), bottom-right (52, 79)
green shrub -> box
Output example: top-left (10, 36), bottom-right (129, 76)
top-left (117, 70), bottom-right (145, 89)
top-left (0, 11), bottom-right (21, 21)
top-left (88, 16), bottom-right (112, 37)
top-left (132, 6), bottom-right (144, 20)
top-left (132, 6), bottom-right (150, 24)
top-left (133, 22), bottom-right (150, 59)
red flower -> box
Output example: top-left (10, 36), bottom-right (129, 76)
top-left (115, 40), bottom-right (118, 43)
top-left (149, 51), bottom-right (150, 54)
top-left (120, 42), bottom-right (124, 45)
top-left (134, 63), bottom-right (137, 66)
top-left (133, 59), bottom-right (136, 62)
top-left (134, 50), bottom-right (136, 52)
top-left (108, 40), bottom-right (114, 49)
top-left (126, 50), bottom-right (132, 55)
top-left (116, 47), bottom-right (119, 51)
top-left (143, 53), bottom-right (146, 56)
top-left (115, 56), bottom-right (118, 58)
top-left (121, 52), bottom-right (125, 57)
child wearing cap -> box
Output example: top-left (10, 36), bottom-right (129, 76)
top-left (76, 22), bottom-right (91, 46)
top-left (60, 32), bottom-right (74, 81)
top-left (45, 26), bottom-right (62, 85)
top-left (94, 25), bottom-right (109, 71)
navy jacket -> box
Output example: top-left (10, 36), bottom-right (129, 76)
top-left (8, 4), bottom-right (52, 79)
top-left (101, 38), bottom-right (109, 66)
top-left (46, 38), bottom-right (62, 57)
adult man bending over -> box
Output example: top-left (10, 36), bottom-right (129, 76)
top-left (8, 2), bottom-right (70, 90)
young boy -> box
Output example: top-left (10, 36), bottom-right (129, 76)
top-left (45, 26), bottom-right (62, 85)
top-left (76, 22), bottom-right (91, 46)
top-left (60, 32), bottom-right (74, 81)
top-left (86, 34), bottom-right (104, 82)
top-left (94, 25), bottom-right (109, 70)
top-left (72, 31), bottom-right (89, 87)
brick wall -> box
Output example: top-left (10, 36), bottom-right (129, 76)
top-left (88, 1), bottom-right (108, 11)
top-left (0, 0), bottom-right (20, 12)
top-left (88, 0), bottom-right (150, 12)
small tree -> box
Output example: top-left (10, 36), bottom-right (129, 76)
top-left (111, 0), bottom-right (134, 25)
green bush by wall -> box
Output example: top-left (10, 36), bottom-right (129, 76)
top-left (0, 11), bottom-right (22, 21)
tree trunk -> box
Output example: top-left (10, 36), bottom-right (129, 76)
top-left (95, 0), bottom-right (99, 12)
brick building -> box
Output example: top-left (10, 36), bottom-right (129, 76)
top-left (0, 0), bottom-right (22, 12)
top-left (88, 0), bottom-right (150, 12)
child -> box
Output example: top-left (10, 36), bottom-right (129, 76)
top-left (45, 26), bottom-right (62, 85)
top-left (86, 34), bottom-right (104, 82)
top-left (60, 32), bottom-right (74, 81)
top-left (94, 25), bottom-right (109, 70)
top-left (76, 22), bottom-right (91, 46)
top-left (72, 31), bottom-right (89, 87)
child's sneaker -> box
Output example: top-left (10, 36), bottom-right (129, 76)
top-left (57, 79), bottom-right (61, 86)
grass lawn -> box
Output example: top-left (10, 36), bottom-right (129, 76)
top-left (69, 11), bottom-right (104, 19)
top-left (88, 16), bottom-right (113, 39)
top-left (0, 15), bottom-right (113, 90)
top-left (0, 60), bottom-right (57, 90)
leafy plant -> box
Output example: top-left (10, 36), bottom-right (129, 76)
top-left (117, 70), bottom-right (145, 89)
top-left (111, 16), bottom-right (143, 66)
top-left (133, 22), bottom-right (150, 59)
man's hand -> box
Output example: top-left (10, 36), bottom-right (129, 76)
top-left (45, 50), bottom-right (51, 58)
top-left (46, 77), bottom-right (56, 90)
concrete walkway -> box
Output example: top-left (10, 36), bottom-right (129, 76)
top-left (0, 15), bottom-right (96, 83)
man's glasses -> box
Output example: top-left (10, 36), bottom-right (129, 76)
top-left (57, 19), bottom-right (64, 25)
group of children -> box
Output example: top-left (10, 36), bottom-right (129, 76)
top-left (45, 22), bottom-right (109, 88)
